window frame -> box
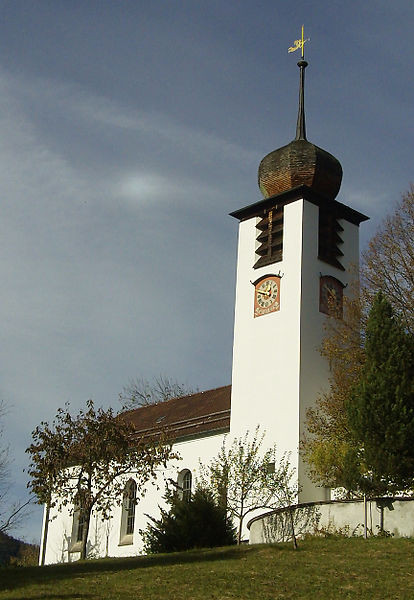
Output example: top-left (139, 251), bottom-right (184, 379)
top-left (177, 469), bottom-right (192, 502)
top-left (69, 504), bottom-right (87, 553)
top-left (119, 479), bottom-right (137, 546)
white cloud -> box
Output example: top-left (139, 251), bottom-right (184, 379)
top-left (119, 173), bottom-right (166, 201)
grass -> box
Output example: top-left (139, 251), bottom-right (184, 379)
top-left (0, 537), bottom-right (413, 599)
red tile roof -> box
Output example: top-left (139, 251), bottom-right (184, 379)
top-left (122, 385), bottom-right (231, 442)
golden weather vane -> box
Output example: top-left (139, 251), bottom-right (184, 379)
top-left (288, 25), bottom-right (310, 59)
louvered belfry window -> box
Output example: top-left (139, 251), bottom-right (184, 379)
top-left (318, 207), bottom-right (345, 271)
top-left (254, 206), bottom-right (284, 269)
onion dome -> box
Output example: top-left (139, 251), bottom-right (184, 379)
top-left (258, 59), bottom-right (343, 200)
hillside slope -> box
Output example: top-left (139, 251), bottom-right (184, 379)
top-left (0, 538), bottom-right (413, 599)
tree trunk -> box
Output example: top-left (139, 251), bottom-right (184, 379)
top-left (237, 499), bottom-right (244, 545)
top-left (363, 494), bottom-right (368, 539)
top-left (40, 503), bottom-right (50, 566)
top-left (287, 505), bottom-right (298, 550)
top-left (237, 518), bottom-right (243, 545)
top-left (283, 475), bottom-right (298, 549)
top-left (237, 521), bottom-right (242, 546)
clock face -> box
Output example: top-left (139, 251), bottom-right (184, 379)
top-left (254, 276), bottom-right (280, 317)
top-left (319, 276), bottom-right (343, 316)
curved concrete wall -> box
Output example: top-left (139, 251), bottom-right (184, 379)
top-left (249, 497), bottom-right (414, 543)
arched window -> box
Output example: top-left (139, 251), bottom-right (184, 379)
top-left (177, 469), bottom-right (192, 502)
top-left (76, 509), bottom-right (87, 543)
top-left (70, 503), bottom-right (87, 552)
top-left (119, 480), bottom-right (137, 545)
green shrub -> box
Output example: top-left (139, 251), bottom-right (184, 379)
top-left (142, 487), bottom-right (236, 553)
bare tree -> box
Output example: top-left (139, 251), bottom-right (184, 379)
top-left (0, 402), bottom-right (32, 534)
top-left (199, 428), bottom-right (298, 547)
top-left (0, 401), bottom-right (8, 492)
top-left (362, 186), bottom-right (414, 334)
top-left (0, 401), bottom-right (11, 532)
top-left (119, 375), bottom-right (197, 409)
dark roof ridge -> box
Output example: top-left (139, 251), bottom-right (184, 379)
top-left (132, 408), bottom-right (231, 436)
top-left (122, 385), bottom-right (232, 442)
top-left (122, 384), bottom-right (231, 417)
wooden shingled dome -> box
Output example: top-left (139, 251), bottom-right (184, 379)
top-left (258, 138), bottom-right (343, 200)
top-left (258, 58), bottom-right (343, 201)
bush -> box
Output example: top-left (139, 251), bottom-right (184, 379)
top-left (9, 543), bottom-right (40, 567)
top-left (142, 487), bottom-right (236, 553)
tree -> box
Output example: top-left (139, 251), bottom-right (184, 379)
top-left (362, 186), bottom-right (414, 334)
top-left (119, 375), bottom-right (197, 409)
top-left (0, 401), bottom-right (10, 530)
top-left (303, 188), bottom-right (414, 495)
top-left (199, 429), bottom-right (298, 547)
top-left (301, 293), bottom-right (367, 494)
top-left (347, 293), bottom-right (414, 493)
top-left (142, 486), bottom-right (236, 553)
top-left (0, 401), bottom-right (32, 534)
top-left (26, 399), bottom-right (177, 560)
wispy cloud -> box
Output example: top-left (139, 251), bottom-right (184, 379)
top-left (2, 68), bottom-right (257, 166)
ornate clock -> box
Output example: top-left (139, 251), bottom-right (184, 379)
top-left (319, 275), bottom-right (344, 316)
top-left (254, 275), bottom-right (281, 318)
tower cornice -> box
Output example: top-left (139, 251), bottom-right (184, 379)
top-left (229, 185), bottom-right (369, 226)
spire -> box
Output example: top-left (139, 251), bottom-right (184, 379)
top-left (289, 26), bottom-right (309, 141)
top-left (257, 27), bottom-right (343, 201)
top-left (295, 58), bottom-right (308, 141)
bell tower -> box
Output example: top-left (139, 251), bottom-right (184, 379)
top-left (229, 42), bottom-right (368, 502)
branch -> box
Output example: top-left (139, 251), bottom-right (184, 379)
top-left (0, 496), bottom-right (34, 533)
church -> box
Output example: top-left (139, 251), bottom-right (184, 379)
top-left (40, 50), bottom-right (371, 564)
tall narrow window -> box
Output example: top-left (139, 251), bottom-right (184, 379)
top-left (182, 471), bottom-right (192, 502)
top-left (70, 502), bottom-right (87, 552)
top-left (76, 509), bottom-right (86, 543)
top-left (125, 481), bottom-right (137, 535)
top-left (177, 469), bottom-right (192, 502)
top-left (254, 206), bottom-right (284, 269)
top-left (119, 480), bottom-right (137, 545)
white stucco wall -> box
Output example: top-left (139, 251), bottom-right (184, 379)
top-left (230, 200), bottom-right (304, 480)
top-left (230, 197), bottom-right (361, 504)
top-left (298, 202), bottom-right (360, 501)
top-left (41, 431), bottom-right (226, 565)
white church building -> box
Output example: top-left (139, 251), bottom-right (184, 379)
top-left (40, 55), bottom-right (372, 564)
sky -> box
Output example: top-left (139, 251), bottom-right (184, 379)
top-left (0, 1), bottom-right (412, 544)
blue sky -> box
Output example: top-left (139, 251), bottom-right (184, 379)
top-left (0, 1), bottom-right (412, 543)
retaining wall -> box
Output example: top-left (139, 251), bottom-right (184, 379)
top-left (248, 497), bottom-right (414, 544)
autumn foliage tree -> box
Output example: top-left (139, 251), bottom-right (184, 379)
top-left (27, 400), bottom-right (176, 560)
top-left (303, 188), bottom-right (414, 496)
top-left (302, 292), bottom-right (366, 494)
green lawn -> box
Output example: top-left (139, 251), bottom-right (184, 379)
top-left (1, 538), bottom-right (413, 600)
